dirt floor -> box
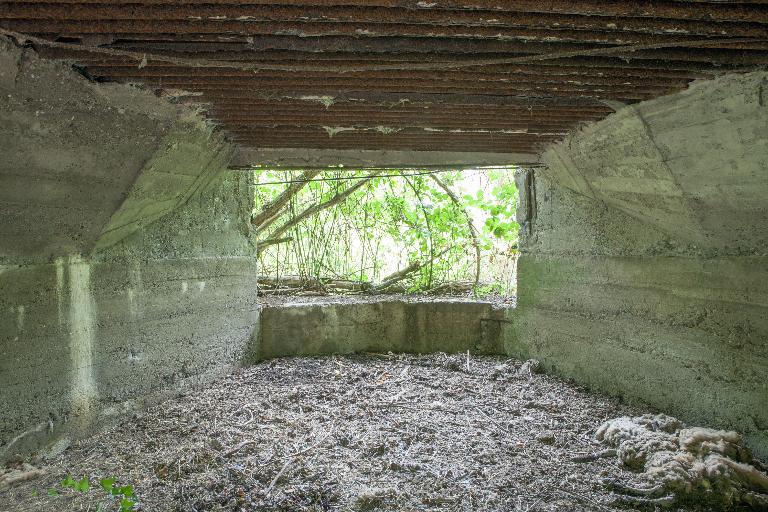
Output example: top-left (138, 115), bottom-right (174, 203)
top-left (0, 354), bottom-right (718, 512)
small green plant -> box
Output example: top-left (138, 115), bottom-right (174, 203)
top-left (476, 282), bottom-right (505, 296)
top-left (51, 474), bottom-right (137, 511)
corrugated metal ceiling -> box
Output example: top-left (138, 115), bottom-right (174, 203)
top-left (1, 1), bottom-right (767, 155)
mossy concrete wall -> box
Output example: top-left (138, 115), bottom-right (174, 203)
top-left (0, 39), bottom-right (259, 460)
top-left (254, 299), bottom-right (510, 360)
top-left (511, 71), bottom-right (768, 458)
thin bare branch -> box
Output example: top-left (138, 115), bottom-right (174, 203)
top-left (428, 174), bottom-right (482, 295)
top-left (257, 236), bottom-right (294, 250)
top-left (257, 171), bottom-right (378, 255)
top-left (370, 245), bottom-right (454, 292)
top-left (253, 170), bottom-right (321, 232)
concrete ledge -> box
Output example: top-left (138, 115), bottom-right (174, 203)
top-left (252, 299), bottom-right (512, 360)
top-left (230, 147), bottom-right (539, 169)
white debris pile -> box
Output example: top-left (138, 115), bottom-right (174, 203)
top-left (595, 414), bottom-right (768, 509)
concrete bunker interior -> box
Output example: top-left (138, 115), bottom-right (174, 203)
top-left (1, 3), bottom-right (767, 510)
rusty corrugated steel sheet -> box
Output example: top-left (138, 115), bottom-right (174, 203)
top-left (1, 1), bottom-right (766, 154)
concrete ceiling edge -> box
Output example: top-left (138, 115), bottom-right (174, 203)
top-left (229, 147), bottom-right (541, 169)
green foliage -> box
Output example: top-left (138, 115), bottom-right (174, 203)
top-left (100, 477), bottom-right (117, 492)
top-left (464, 176), bottom-right (519, 244)
top-left (52, 474), bottom-right (136, 511)
top-left (61, 475), bottom-right (90, 493)
top-left (254, 169), bottom-right (519, 295)
top-left (476, 282), bottom-right (505, 296)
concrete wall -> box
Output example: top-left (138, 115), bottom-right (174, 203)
top-left (0, 39), bottom-right (259, 459)
top-left (0, 37), bottom-right (238, 262)
top-left (255, 299), bottom-right (509, 360)
top-left (511, 71), bottom-right (768, 458)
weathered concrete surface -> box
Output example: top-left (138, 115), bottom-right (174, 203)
top-left (542, 71), bottom-right (768, 254)
top-left (254, 300), bottom-right (509, 360)
top-left (230, 147), bottom-right (539, 168)
top-left (0, 36), bottom-right (232, 262)
top-left (0, 40), bottom-right (259, 460)
top-left (0, 175), bottom-right (259, 461)
top-left (513, 72), bottom-right (768, 458)
top-left (93, 122), bottom-right (233, 251)
top-left (0, 249), bottom-right (259, 459)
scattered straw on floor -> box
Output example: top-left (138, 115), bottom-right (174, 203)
top-left (2, 354), bottom-right (720, 511)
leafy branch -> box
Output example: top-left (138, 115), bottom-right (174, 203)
top-left (253, 169), bottom-right (519, 295)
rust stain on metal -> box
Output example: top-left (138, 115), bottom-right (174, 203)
top-left (2, 1), bottom-right (766, 154)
